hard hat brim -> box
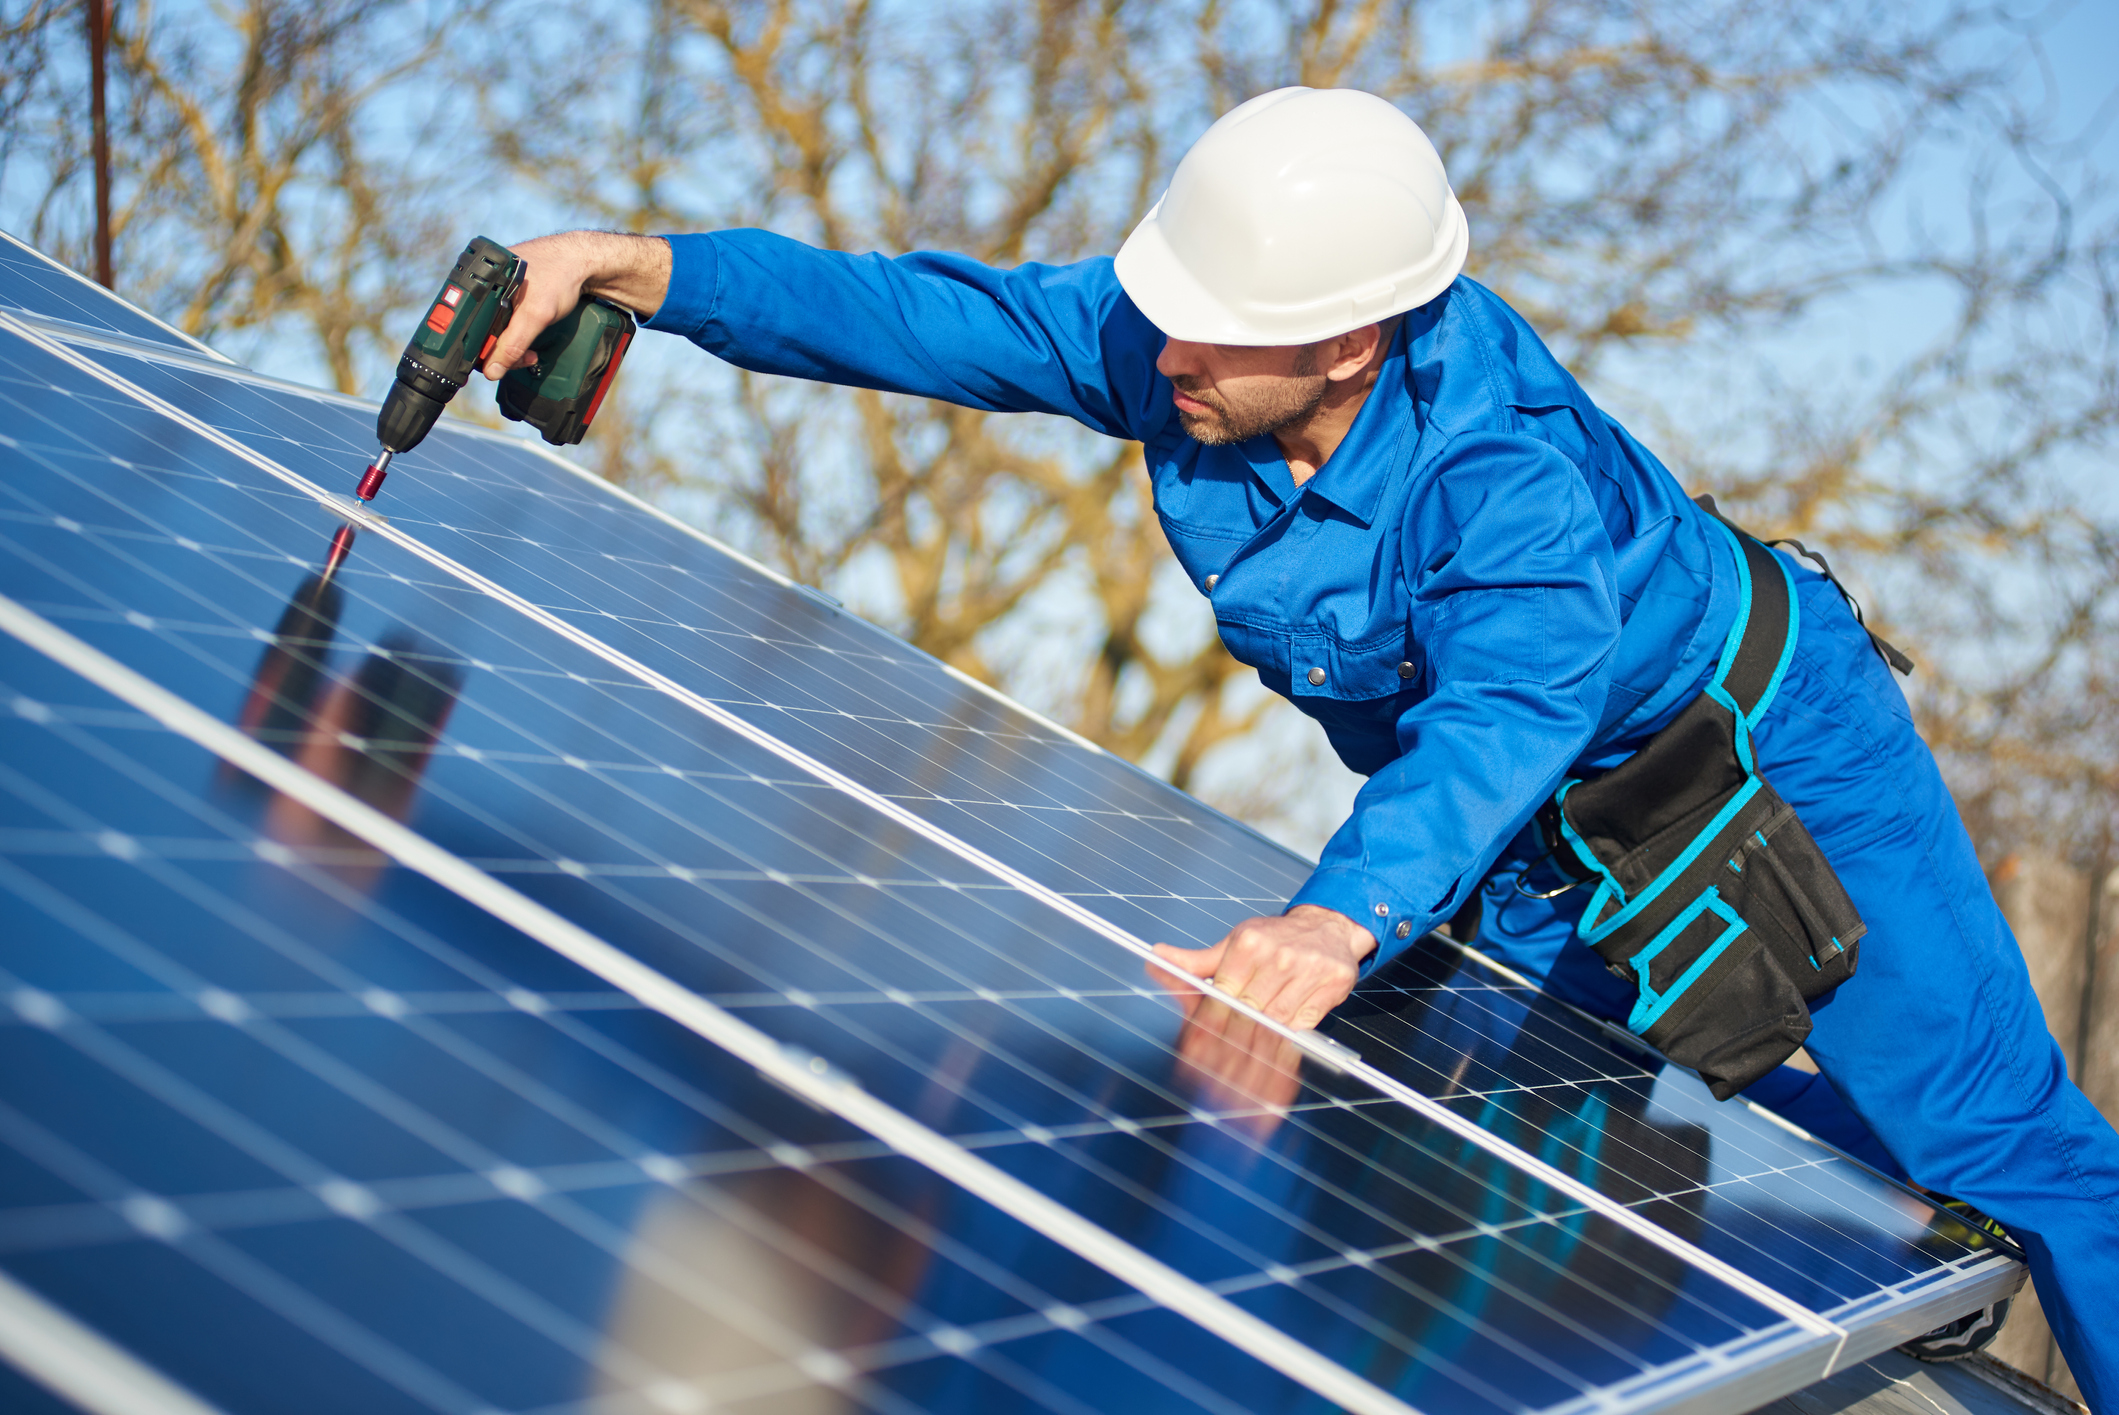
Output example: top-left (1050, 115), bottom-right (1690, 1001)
top-left (1114, 193), bottom-right (1471, 347)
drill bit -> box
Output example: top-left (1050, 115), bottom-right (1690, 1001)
top-left (355, 448), bottom-right (393, 501)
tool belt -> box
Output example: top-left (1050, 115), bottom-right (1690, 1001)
top-left (1535, 512), bottom-right (1865, 1100)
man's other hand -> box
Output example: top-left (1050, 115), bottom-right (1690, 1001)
top-left (481, 231), bottom-right (672, 382)
top-left (1150, 904), bottom-right (1376, 1030)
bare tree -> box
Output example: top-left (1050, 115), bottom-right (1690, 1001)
top-left (0, 3), bottom-right (66, 171)
top-left (1, 0), bottom-right (480, 392)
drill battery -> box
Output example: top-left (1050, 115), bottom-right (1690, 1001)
top-left (497, 297), bottom-right (635, 446)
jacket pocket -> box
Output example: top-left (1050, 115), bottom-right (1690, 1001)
top-left (1288, 630), bottom-right (1420, 704)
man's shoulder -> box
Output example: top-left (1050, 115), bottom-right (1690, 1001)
top-left (1408, 277), bottom-right (1608, 454)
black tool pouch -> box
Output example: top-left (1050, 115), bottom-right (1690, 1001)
top-left (1544, 521), bottom-right (1865, 1100)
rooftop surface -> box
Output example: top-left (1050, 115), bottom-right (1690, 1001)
top-left (1765, 1352), bottom-right (2083, 1415)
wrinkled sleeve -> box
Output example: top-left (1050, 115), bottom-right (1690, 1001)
top-left (643, 229), bottom-right (1170, 442)
top-left (1289, 432), bottom-right (1621, 973)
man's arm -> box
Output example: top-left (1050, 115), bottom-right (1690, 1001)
top-left (1160, 433), bottom-right (1622, 1027)
top-left (483, 228), bottom-right (1171, 442)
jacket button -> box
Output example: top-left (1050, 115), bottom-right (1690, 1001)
top-left (1395, 921), bottom-right (1412, 939)
top-left (1306, 667), bottom-right (1326, 686)
top-left (1397, 660), bottom-right (1415, 679)
top-left (1204, 574), bottom-right (1219, 592)
top-left (1372, 902), bottom-right (1389, 917)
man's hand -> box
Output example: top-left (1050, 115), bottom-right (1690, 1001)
top-left (1150, 904), bottom-right (1376, 1030)
top-left (481, 231), bottom-right (672, 382)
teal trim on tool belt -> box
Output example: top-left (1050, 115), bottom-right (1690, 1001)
top-left (1569, 526), bottom-right (1796, 951)
top-left (1579, 775), bottom-right (1765, 946)
top-left (1627, 886), bottom-right (1749, 1033)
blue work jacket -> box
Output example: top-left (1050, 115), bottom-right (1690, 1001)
top-left (646, 230), bottom-right (1740, 974)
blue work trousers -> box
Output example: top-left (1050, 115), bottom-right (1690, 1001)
top-left (1471, 564), bottom-right (2119, 1408)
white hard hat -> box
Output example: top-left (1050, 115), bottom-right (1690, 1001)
top-left (1115, 87), bottom-right (1468, 346)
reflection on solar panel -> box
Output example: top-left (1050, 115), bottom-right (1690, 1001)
top-left (0, 234), bottom-right (2025, 1415)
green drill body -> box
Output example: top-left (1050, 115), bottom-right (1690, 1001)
top-left (359, 235), bottom-right (636, 500)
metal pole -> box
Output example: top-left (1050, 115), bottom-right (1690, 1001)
top-left (2074, 834), bottom-right (2109, 1085)
top-left (88, 0), bottom-right (113, 289)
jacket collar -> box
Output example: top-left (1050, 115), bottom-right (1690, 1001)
top-left (1238, 319), bottom-right (1415, 528)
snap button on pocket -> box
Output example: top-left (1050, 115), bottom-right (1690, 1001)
top-left (1204, 574), bottom-right (1219, 591)
top-left (1397, 660), bottom-right (1415, 679)
top-left (1307, 667), bottom-right (1326, 686)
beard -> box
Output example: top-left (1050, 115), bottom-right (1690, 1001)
top-left (1172, 375), bottom-right (1330, 445)
top-left (1170, 346), bottom-right (1329, 446)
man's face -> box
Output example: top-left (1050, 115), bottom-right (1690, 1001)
top-left (1155, 337), bottom-right (1328, 445)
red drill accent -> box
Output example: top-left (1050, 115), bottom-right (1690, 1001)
top-left (355, 463), bottom-right (387, 500)
top-left (580, 322), bottom-right (636, 433)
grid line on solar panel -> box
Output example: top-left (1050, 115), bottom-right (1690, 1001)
top-left (0, 309), bottom-right (1877, 1341)
top-left (0, 296), bottom-right (2018, 1408)
top-left (1, 601), bottom-right (1438, 1415)
top-left (0, 1267), bottom-right (229, 1415)
top-left (1, 675), bottom-right (1329, 1415)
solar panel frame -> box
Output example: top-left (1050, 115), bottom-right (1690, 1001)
top-left (0, 259), bottom-right (2030, 1415)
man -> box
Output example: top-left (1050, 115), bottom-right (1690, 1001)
top-left (487, 87), bottom-right (2116, 1402)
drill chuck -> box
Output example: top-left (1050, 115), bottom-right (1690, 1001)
top-left (375, 377), bottom-right (450, 456)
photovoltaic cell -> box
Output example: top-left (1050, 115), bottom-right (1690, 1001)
top-left (0, 251), bottom-right (2023, 1414)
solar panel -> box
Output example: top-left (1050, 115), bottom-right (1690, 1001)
top-left (0, 653), bottom-right (1317, 1415)
top-left (0, 232), bottom-right (226, 362)
top-left (0, 242), bottom-right (2024, 1415)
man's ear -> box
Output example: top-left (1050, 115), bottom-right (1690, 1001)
top-left (1323, 322), bottom-right (1384, 382)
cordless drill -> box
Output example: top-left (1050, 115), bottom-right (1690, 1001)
top-left (356, 235), bottom-right (637, 501)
